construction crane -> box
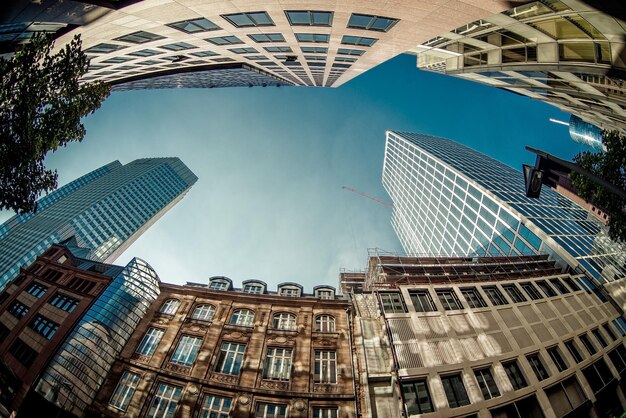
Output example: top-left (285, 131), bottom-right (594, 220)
top-left (341, 186), bottom-right (394, 208)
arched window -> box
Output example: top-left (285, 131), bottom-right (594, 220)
top-left (315, 315), bottom-right (335, 332)
top-left (231, 309), bottom-right (255, 327)
top-left (160, 299), bottom-right (180, 315)
top-left (191, 304), bottom-right (216, 321)
top-left (272, 313), bottom-right (297, 331)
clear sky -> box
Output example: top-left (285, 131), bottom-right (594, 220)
top-left (30, 53), bottom-right (588, 290)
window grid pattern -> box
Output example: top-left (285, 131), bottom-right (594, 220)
top-left (380, 293), bottom-right (406, 313)
top-left (441, 374), bottom-right (470, 408)
top-left (263, 347), bottom-right (292, 380)
top-left (548, 346), bottom-right (569, 372)
top-left (200, 394), bottom-right (231, 418)
top-left (26, 282), bottom-right (47, 298)
top-left (160, 299), bottom-right (180, 315)
top-left (527, 353), bottom-right (550, 381)
top-left (191, 304), bottom-right (216, 321)
top-left (313, 407), bottom-right (338, 418)
top-left (503, 284), bottom-right (527, 303)
top-left (216, 342), bottom-right (245, 375)
top-left (272, 313), bottom-right (297, 330)
top-left (436, 289), bottom-right (463, 310)
top-left (29, 315), bottom-right (59, 339)
top-left (8, 301), bottom-right (28, 319)
top-left (146, 382), bottom-right (182, 418)
top-left (109, 370), bottom-right (140, 411)
top-left (255, 403), bottom-right (287, 418)
top-left (315, 350), bottom-right (337, 383)
top-left (410, 290), bottom-right (436, 312)
top-left (231, 309), bottom-right (255, 326)
top-left (49, 293), bottom-right (79, 312)
top-left (170, 335), bottom-right (202, 366)
top-left (565, 339), bottom-right (585, 363)
top-left (474, 368), bottom-right (500, 399)
top-left (315, 315), bottom-right (335, 332)
top-left (483, 286), bottom-right (508, 305)
top-left (136, 327), bottom-right (165, 356)
top-left (461, 287), bottom-right (487, 308)
top-left (401, 380), bottom-right (434, 415)
top-left (503, 360), bottom-right (527, 390)
top-left (347, 14), bottom-right (399, 32)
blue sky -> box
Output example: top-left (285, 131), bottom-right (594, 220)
top-left (36, 53), bottom-right (587, 289)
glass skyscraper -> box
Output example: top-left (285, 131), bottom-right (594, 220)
top-left (0, 158), bottom-right (197, 291)
top-left (383, 131), bottom-right (626, 287)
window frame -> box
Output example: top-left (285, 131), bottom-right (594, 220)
top-left (441, 373), bottom-right (471, 408)
top-left (146, 382), bottom-right (183, 418)
top-left (315, 314), bottom-right (336, 332)
top-left (483, 286), bottom-right (509, 306)
top-left (263, 347), bottom-right (293, 381)
top-left (136, 327), bottom-right (165, 357)
top-left (474, 367), bottom-right (500, 400)
top-left (460, 287), bottom-right (487, 308)
top-left (216, 342), bottom-right (246, 375)
top-left (222, 11), bottom-right (275, 28)
top-left (314, 350), bottom-right (337, 384)
top-left (170, 335), bottom-right (203, 366)
top-left (160, 299), bottom-right (180, 315)
top-left (285, 10), bottom-right (333, 27)
top-left (503, 360), bottom-right (527, 390)
top-left (231, 309), bottom-right (255, 327)
top-left (191, 304), bottom-right (216, 321)
top-left (401, 379), bottom-right (434, 415)
top-left (272, 312), bottom-right (297, 331)
top-left (379, 292), bottom-right (407, 313)
top-left (527, 352), bottom-right (550, 381)
top-left (347, 13), bottom-right (399, 32)
top-left (436, 289), bottom-right (463, 311)
top-left (108, 370), bottom-right (141, 412)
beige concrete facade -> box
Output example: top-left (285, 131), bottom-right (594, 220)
top-left (412, 0), bottom-right (626, 134)
top-left (52, 0), bottom-right (525, 88)
top-left (351, 254), bottom-right (626, 418)
top-left (89, 279), bottom-right (355, 417)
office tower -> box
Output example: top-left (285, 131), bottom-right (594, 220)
top-left (0, 158), bottom-right (197, 291)
top-left (88, 277), bottom-right (354, 418)
top-left (0, 242), bottom-right (160, 418)
top-left (413, 0), bottom-right (626, 135)
top-left (5, 1), bottom-right (520, 89)
top-left (351, 253), bottom-right (626, 418)
top-left (382, 131), bottom-right (626, 295)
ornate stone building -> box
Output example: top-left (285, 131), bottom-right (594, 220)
top-left (89, 277), bottom-right (355, 417)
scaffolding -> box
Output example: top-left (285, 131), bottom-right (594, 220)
top-left (364, 248), bottom-right (566, 290)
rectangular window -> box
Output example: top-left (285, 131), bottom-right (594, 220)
top-left (114, 31), bottom-right (165, 44)
top-left (255, 403), bottom-right (287, 418)
top-left (26, 282), bottom-right (47, 298)
top-left (521, 282), bottom-right (542, 300)
top-left (483, 286), bottom-right (508, 306)
top-left (29, 315), bottom-right (59, 340)
top-left (199, 394), bottom-right (231, 418)
top-left (85, 43), bottom-right (127, 54)
top-left (295, 33), bottom-right (329, 43)
top-left (146, 382), bottom-right (182, 418)
top-left (565, 340), bottom-right (584, 363)
top-left (548, 346), bottom-right (568, 372)
top-left (168, 17), bottom-right (220, 33)
top-left (337, 48), bottom-right (365, 56)
top-left (579, 334), bottom-right (597, 355)
top-left (216, 342), bottom-right (246, 375)
top-left (401, 379), bottom-right (434, 414)
top-left (545, 376), bottom-right (586, 418)
top-left (159, 42), bottom-right (197, 51)
top-left (536, 280), bottom-right (557, 297)
top-left (347, 14), bottom-right (398, 32)
top-left (603, 323), bottom-right (617, 341)
top-left (109, 371), bottom-right (141, 411)
top-left (474, 368), bottom-right (500, 400)
top-left (563, 277), bottom-right (580, 292)
top-left (8, 301), bottom-right (28, 319)
top-left (341, 35), bottom-right (377, 47)
top-left (136, 327), bottom-right (165, 356)
top-left (461, 287), bottom-right (487, 308)
top-left (409, 290), bottom-right (436, 312)
top-left (592, 328), bottom-right (608, 348)
top-left (379, 293), bottom-right (406, 313)
top-left (609, 344), bottom-right (626, 374)
top-left (49, 293), bottom-right (79, 313)
top-left (489, 394), bottom-right (544, 417)
top-left (9, 339), bottom-right (37, 367)
top-left (248, 33), bottom-right (285, 43)
top-left (206, 36), bottom-right (243, 46)
top-left (582, 358), bottom-right (614, 393)
top-left (263, 347), bottom-right (292, 380)
top-left (503, 360), bottom-right (527, 390)
top-left (441, 374), bottom-right (470, 408)
top-left (285, 11), bottom-right (333, 26)
top-left (549, 279), bottom-right (569, 294)
top-left (264, 46), bottom-right (293, 53)
top-left (503, 284), bottom-right (527, 303)
top-left (527, 353), bottom-right (550, 381)
top-left (436, 289), bottom-right (463, 310)
top-left (313, 407), bottom-right (338, 418)
top-left (222, 12), bottom-right (274, 28)
top-left (315, 350), bottom-right (337, 383)
top-left (171, 335), bottom-right (202, 366)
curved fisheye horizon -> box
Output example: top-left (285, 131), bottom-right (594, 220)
top-left (1, 1), bottom-right (626, 418)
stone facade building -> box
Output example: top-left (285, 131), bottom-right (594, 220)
top-left (349, 253), bottom-right (626, 418)
top-left (89, 277), bottom-right (355, 418)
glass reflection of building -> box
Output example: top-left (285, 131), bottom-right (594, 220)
top-left (413, 0), bottom-right (626, 135)
top-left (35, 257), bottom-right (160, 416)
top-left (569, 115), bottom-right (604, 150)
top-left (383, 131), bottom-right (626, 288)
top-left (0, 158), bottom-right (197, 292)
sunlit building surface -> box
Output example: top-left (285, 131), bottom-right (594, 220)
top-left (0, 158), bottom-right (197, 292)
top-left (413, 0), bottom-right (626, 135)
top-left (3, 0), bottom-right (529, 88)
top-left (382, 131), bottom-right (626, 299)
top-left (0, 242), bottom-right (160, 418)
top-left (350, 253), bottom-right (626, 418)
top-left (89, 277), bottom-right (354, 417)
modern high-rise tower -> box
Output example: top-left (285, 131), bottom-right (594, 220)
top-left (382, 131), bottom-right (626, 294)
top-left (0, 158), bottom-right (197, 291)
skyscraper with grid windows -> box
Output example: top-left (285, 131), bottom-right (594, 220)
top-left (0, 158), bottom-right (197, 291)
top-left (382, 131), bottom-right (626, 295)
